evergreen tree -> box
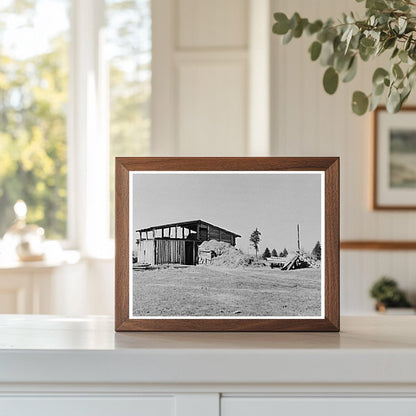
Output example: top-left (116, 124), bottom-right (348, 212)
top-left (281, 248), bottom-right (288, 257)
top-left (249, 228), bottom-right (261, 258)
top-left (262, 247), bottom-right (271, 259)
top-left (312, 241), bottom-right (321, 260)
top-left (271, 248), bottom-right (278, 257)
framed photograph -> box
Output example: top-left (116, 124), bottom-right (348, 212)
top-left (115, 157), bottom-right (339, 332)
top-left (374, 106), bottom-right (416, 209)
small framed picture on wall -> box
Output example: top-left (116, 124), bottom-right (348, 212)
top-left (115, 157), bottom-right (340, 332)
top-left (374, 106), bottom-right (416, 209)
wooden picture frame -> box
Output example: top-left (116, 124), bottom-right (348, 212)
top-left (115, 157), bottom-right (339, 332)
top-left (373, 106), bottom-right (416, 210)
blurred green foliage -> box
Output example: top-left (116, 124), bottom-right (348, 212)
top-left (0, 1), bottom-right (69, 238)
top-left (107, 0), bottom-right (151, 237)
top-left (0, 0), bottom-right (151, 239)
top-left (369, 276), bottom-right (411, 307)
top-left (273, 0), bottom-right (416, 115)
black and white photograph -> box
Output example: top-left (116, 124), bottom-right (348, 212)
top-left (130, 172), bottom-right (324, 319)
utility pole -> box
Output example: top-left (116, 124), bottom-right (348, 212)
top-left (297, 224), bottom-right (301, 251)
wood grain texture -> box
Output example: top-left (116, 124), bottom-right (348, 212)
top-left (341, 241), bottom-right (416, 250)
top-left (373, 106), bottom-right (416, 210)
top-left (114, 160), bottom-right (130, 330)
top-left (115, 157), bottom-right (340, 332)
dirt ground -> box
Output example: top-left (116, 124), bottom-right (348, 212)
top-left (132, 265), bottom-right (321, 317)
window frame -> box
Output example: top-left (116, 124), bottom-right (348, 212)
top-left (67, 0), bottom-right (111, 257)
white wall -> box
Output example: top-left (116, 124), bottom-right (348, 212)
top-left (271, 0), bottom-right (416, 313)
top-left (152, 0), bottom-right (251, 156)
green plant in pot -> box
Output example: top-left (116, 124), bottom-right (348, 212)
top-left (272, 0), bottom-right (416, 115)
top-left (369, 276), bottom-right (412, 311)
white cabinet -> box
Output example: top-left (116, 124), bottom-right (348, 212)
top-left (1, 316), bottom-right (416, 416)
top-left (222, 398), bottom-right (416, 416)
top-left (1, 397), bottom-right (175, 416)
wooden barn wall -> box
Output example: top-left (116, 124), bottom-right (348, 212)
top-left (155, 239), bottom-right (186, 264)
top-left (271, 0), bottom-right (416, 314)
top-left (137, 240), bottom-right (155, 265)
top-left (208, 226), bottom-right (220, 240)
top-left (207, 225), bottom-right (233, 244)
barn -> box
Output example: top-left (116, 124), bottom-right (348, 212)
top-left (136, 220), bottom-right (240, 266)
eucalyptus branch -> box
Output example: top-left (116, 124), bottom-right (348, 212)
top-left (272, 0), bottom-right (416, 114)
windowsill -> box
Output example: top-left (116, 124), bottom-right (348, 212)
top-left (0, 237), bottom-right (116, 269)
top-left (0, 250), bottom-right (81, 270)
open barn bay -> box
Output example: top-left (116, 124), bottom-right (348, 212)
top-left (132, 266), bottom-right (321, 317)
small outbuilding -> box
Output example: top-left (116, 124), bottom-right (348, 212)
top-left (136, 220), bottom-right (240, 266)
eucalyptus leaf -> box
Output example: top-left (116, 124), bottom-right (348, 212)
top-left (373, 82), bottom-right (385, 95)
top-left (408, 70), bottom-right (416, 88)
top-left (352, 91), bottom-right (369, 115)
top-left (320, 41), bottom-right (335, 66)
top-left (408, 63), bottom-right (416, 80)
top-left (405, 33), bottom-right (413, 50)
top-left (383, 37), bottom-right (396, 50)
top-left (359, 44), bottom-right (375, 61)
top-left (342, 56), bottom-right (358, 82)
top-left (369, 92), bottom-right (383, 111)
top-left (372, 67), bottom-right (389, 85)
top-left (273, 13), bottom-right (290, 34)
top-left (309, 41), bottom-right (322, 61)
top-left (391, 47), bottom-right (399, 59)
top-left (317, 29), bottom-right (329, 43)
top-left (323, 67), bottom-right (339, 94)
top-left (293, 18), bottom-right (308, 38)
top-left (393, 63), bottom-right (404, 79)
top-left (409, 44), bottom-right (416, 60)
top-left (290, 13), bottom-right (301, 30)
top-left (401, 87), bottom-right (411, 106)
top-left (387, 87), bottom-right (401, 112)
top-left (366, 0), bottom-right (388, 10)
top-left (399, 49), bottom-right (408, 63)
top-left (393, 0), bottom-right (409, 11)
top-left (360, 37), bottom-right (375, 48)
top-left (282, 29), bottom-right (293, 44)
top-left (398, 17), bottom-right (407, 34)
top-left (307, 20), bottom-right (323, 35)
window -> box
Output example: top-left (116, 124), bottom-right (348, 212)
top-left (0, 0), bottom-right (70, 239)
top-left (106, 0), bottom-right (151, 237)
top-left (0, 0), bottom-right (151, 251)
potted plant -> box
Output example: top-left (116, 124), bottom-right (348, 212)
top-left (369, 276), bottom-right (413, 313)
top-left (272, 0), bottom-right (416, 115)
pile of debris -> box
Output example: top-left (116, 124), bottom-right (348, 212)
top-left (198, 240), bottom-right (253, 268)
top-left (268, 251), bottom-right (319, 271)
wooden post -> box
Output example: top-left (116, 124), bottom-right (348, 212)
top-left (175, 226), bottom-right (177, 239)
top-left (152, 228), bottom-right (155, 239)
top-left (297, 224), bottom-right (301, 251)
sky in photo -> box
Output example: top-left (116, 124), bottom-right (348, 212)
top-left (132, 172), bottom-right (322, 255)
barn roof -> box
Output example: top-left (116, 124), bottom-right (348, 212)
top-left (136, 219), bottom-right (241, 237)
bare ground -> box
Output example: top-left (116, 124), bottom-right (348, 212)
top-left (132, 265), bottom-right (321, 317)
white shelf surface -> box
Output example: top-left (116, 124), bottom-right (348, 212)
top-left (0, 315), bottom-right (415, 386)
